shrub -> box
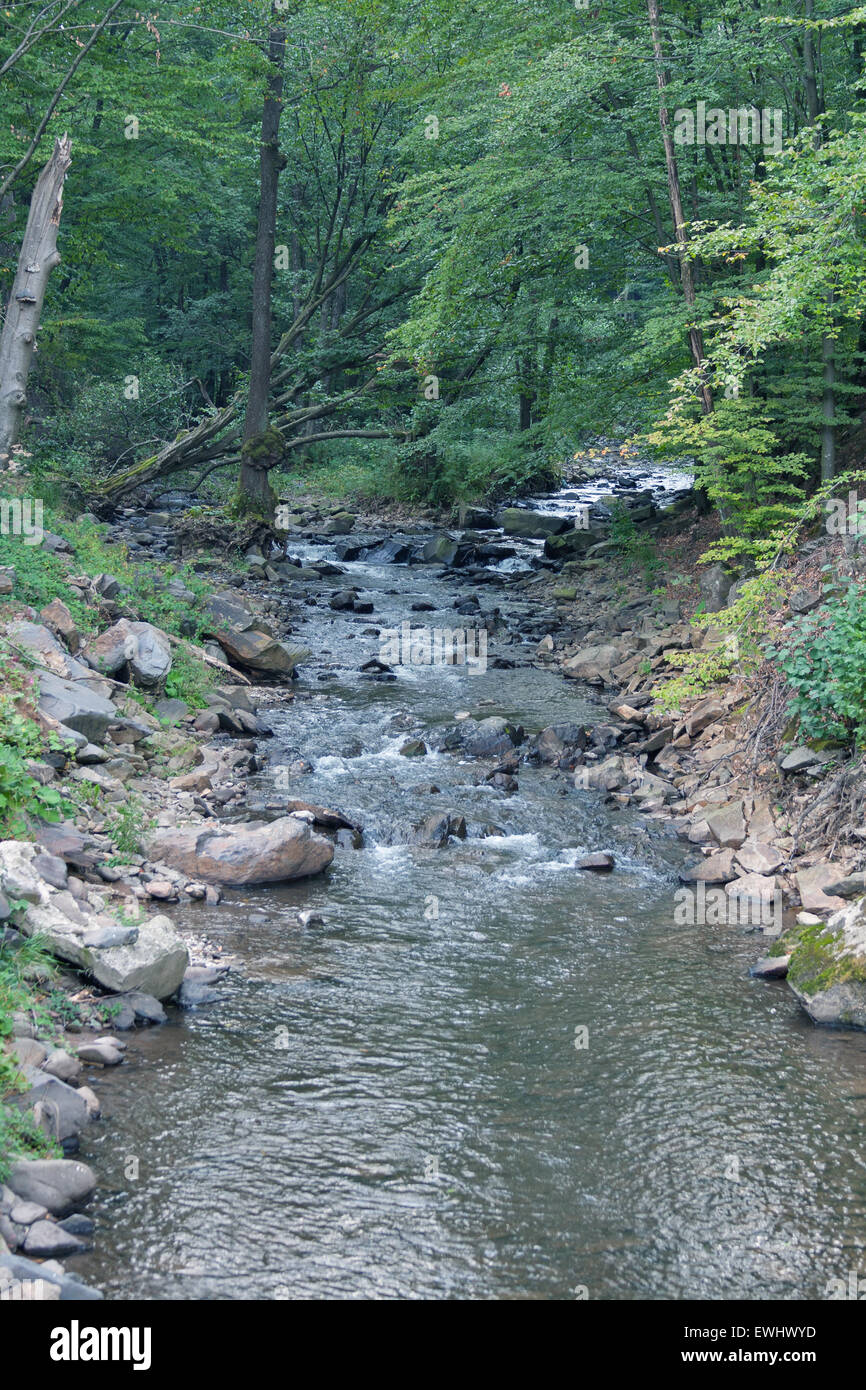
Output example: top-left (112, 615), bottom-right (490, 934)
top-left (768, 576), bottom-right (866, 748)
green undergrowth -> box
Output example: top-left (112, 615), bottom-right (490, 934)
top-left (0, 637), bottom-right (76, 836)
top-left (0, 501), bottom-right (218, 709)
top-left (0, 934), bottom-right (64, 1177)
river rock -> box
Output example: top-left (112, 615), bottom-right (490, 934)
top-left (576, 852), bottom-right (615, 871)
top-left (0, 1251), bottom-right (102, 1300)
top-left (399, 738), bottom-right (427, 757)
top-left (7, 842), bottom-right (188, 998)
top-left (563, 644), bottom-right (622, 683)
top-left (8, 1200), bottom-right (48, 1225)
top-left (821, 872), bottom-right (866, 900)
top-left (12, 1038), bottom-right (47, 1069)
top-left (86, 619), bottom-right (172, 688)
top-left (792, 981), bottom-right (866, 1029)
top-left (42, 1049), bottom-right (81, 1084)
top-left (319, 511), bottom-right (355, 535)
top-left (750, 954), bottom-right (791, 979)
top-left (543, 528), bottom-right (599, 561)
top-left (6, 621), bottom-right (107, 692)
top-left (146, 816), bottom-right (334, 885)
top-left (534, 724), bottom-right (587, 765)
top-left (497, 508), bottom-right (570, 539)
top-left (704, 800), bottom-right (747, 849)
top-left (77, 1039), bottom-right (124, 1067)
top-left (38, 599), bottom-right (81, 653)
top-left (36, 671), bottom-right (122, 743)
top-left (283, 800), bottom-right (360, 831)
top-left (796, 865), bottom-right (847, 914)
top-left (124, 991), bottom-right (167, 1025)
top-left (22, 1220), bottom-right (87, 1259)
top-left (414, 811), bottom-right (468, 846)
top-left (216, 626), bottom-right (309, 674)
top-left (679, 849), bottom-right (736, 883)
top-left (8, 1076), bottom-right (91, 1144)
top-left (735, 840), bottom-right (783, 875)
top-left (362, 538), bottom-right (413, 564)
top-left (460, 716), bottom-right (524, 758)
top-left (333, 539), bottom-right (366, 562)
top-left (421, 535), bottom-right (460, 564)
top-left (786, 896), bottom-right (866, 1027)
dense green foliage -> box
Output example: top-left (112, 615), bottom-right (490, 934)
top-left (2, 0), bottom-right (866, 509)
top-left (0, 935), bottom-right (64, 1176)
top-left (769, 576), bottom-right (866, 748)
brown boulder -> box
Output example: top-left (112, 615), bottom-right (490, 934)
top-left (146, 817), bottom-right (334, 885)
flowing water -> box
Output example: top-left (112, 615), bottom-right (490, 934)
top-left (70, 481), bottom-right (866, 1301)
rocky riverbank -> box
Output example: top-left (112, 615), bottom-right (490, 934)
top-left (2, 471), bottom-right (866, 1298)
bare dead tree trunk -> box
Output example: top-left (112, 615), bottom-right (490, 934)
top-left (238, 13), bottom-right (286, 517)
top-left (0, 134), bottom-right (72, 462)
top-left (646, 0), bottom-right (712, 414)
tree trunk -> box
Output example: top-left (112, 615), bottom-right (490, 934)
top-left (821, 291), bottom-right (836, 481)
top-left (646, 0), bottom-right (712, 414)
top-left (238, 14), bottom-right (286, 517)
top-left (0, 135), bottom-right (72, 462)
top-left (802, 0), bottom-right (835, 480)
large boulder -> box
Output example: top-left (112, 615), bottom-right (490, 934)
top-left (460, 716), bottom-right (524, 758)
top-left (145, 816), bottom-right (334, 885)
top-left (543, 528), bottom-right (600, 561)
top-left (497, 508), bottom-right (570, 539)
top-left (419, 535), bottom-right (475, 566)
top-left (562, 643), bottom-right (622, 683)
top-left (203, 592), bottom-right (308, 673)
top-left (283, 800), bottom-right (361, 831)
top-left (212, 626), bottom-right (309, 674)
top-left (319, 511), bottom-right (356, 535)
top-left (359, 538), bottom-right (413, 565)
top-left (5, 1159), bottom-right (96, 1216)
top-left (796, 864), bottom-right (847, 914)
top-left (533, 724), bottom-right (588, 765)
top-left (77, 915), bottom-right (188, 999)
top-left (704, 800), bottom-right (747, 849)
top-left (85, 619), bottom-right (172, 688)
top-left (6, 621), bottom-right (107, 691)
top-left (204, 592), bottom-right (263, 633)
top-left (36, 671), bottom-right (118, 742)
top-left (8, 1073), bottom-right (90, 1145)
top-left (788, 897), bottom-right (866, 1027)
top-left (24, 901), bottom-right (188, 1000)
top-left (0, 839), bottom-right (188, 999)
top-left (0, 1250), bottom-right (103, 1300)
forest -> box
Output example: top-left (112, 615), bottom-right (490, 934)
top-left (5, 0), bottom-right (866, 1318)
top-left (2, 0), bottom-right (864, 522)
